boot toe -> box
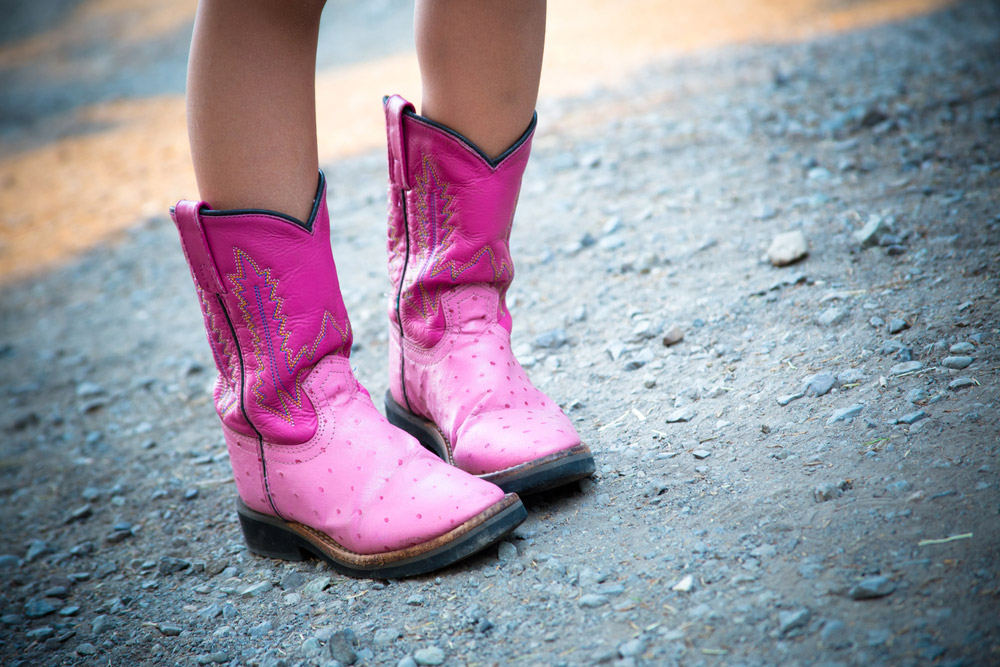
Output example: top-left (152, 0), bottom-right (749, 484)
top-left (361, 449), bottom-right (506, 552)
top-left (453, 408), bottom-right (581, 475)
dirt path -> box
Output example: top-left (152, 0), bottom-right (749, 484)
top-left (1, 1), bottom-right (998, 666)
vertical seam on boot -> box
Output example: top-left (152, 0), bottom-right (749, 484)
top-left (217, 294), bottom-right (284, 521)
top-left (396, 194), bottom-right (414, 414)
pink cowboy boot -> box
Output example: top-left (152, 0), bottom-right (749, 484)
top-left (171, 172), bottom-right (525, 578)
top-left (383, 95), bottom-right (595, 495)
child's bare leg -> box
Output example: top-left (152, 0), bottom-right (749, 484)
top-left (186, 0), bottom-right (325, 221)
top-left (415, 0), bottom-right (546, 158)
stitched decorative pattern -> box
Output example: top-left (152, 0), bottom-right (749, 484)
top-left (197, 286), bottom-right (238, 416)
top-left (228, 247), bottom-right (351, 424)
top-left (404, 155), bottom-right (513, 319)
top-left (386, 188), bottom-right (406, 273)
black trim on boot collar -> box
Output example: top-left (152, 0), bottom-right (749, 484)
top-left (403, 111), bottom-right (537, 169)
top-left (199, 170), bottom-right (326, 232)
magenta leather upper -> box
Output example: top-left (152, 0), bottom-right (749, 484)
top-left (172, 174), bottom-right (352, 446)
top-left (386, 95), bottom-right (527, 348)
top-left (384, 96), bottom-right (581, 474)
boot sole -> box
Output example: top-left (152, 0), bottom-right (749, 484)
top-left (385, 391), bottom-right (596, 495)
top-left (236, 494), bottom-right (525, 579)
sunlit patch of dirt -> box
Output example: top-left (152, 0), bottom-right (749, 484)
top-left (0, 0), bottom-right (955, 284)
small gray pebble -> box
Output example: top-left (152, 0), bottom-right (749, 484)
top-left (64, 504), bottom-right (93, 524)
top-left (327, 629), bottom-right (358, 665)
top-left (629, 320), bottom-right (662, 341)
top-left (76, 643), bottom-right (97, 656)
top-left (821, 619), bottom-right (850, 648)
top-left (497, 541), bottom-right (517, 562)
top-left (767, 230), bottom-right (809, 266)
top-left (596, 583), bottom-right (626, 596)
top-left (778, 608), bottom-right (811, 634)
top-left (777, 391), bottom-right (804, 406)
top-left (665, 406), bottom-right (695, 423)
top-left (898, 410), bottom-right (926, 425)
top-left (248, 621), bottom-right (273, 638)
top-left (240, 581), bottom-right (273, 597)
top-left (949, 342), bottom-right (975, 354)
top-left (887, 318), bottom-right (909, 334)
top-left (302, 575), bottom-right (331, 596)
top-left (76, 381), bottom-right (104, 398)
top-left (618, 638), bottom-right (647, 658)
top-left (948, 377), bottom-right (976, 390)
top-left (157, 623), bottom-right (183, 637)
top-left (885, 480), bottom-right (912, 496)
top-left (24, 599), bottom-right (58, 619)
top-left (299, 637), bottom-right (322, 658)
top-left (374, 627), bottom-right (401, 645)
top-left (941, 356), bottom-right (973, 369)
top-left (91, 614), bottom-right (112, 635)
top-left (95, 562), bottom-right (118, 578)
top-left (881, 340), bottom-right (905, 356)
top-left (43, 587), bottom-right (68, 599)
top-left (854, 215), bottom-right (887, 247)
top-left (159, 557), bottom-right (191, 576)
top-left (579, 594), bottom-right (609, 608)
top-left (849, 576), bottom-right (895, 599)
top-left (413, 646), bottom-right (446, 666)
top-left (803, 372), bottom-right (836, 397)
top-left (814, 483), bottom-right (842, 502)
top-left (26, 626), bottom-right (55, 641)
top-left (196, 603), bottom-right (223, 621)
top-left (534, 329), bottom-right (568, 349)
top-left (816, 307), bottom-right (849, 327)
top-left (280, 571), bottom-right (305, 590)
top-left (827, 404), bottom-right (863, 424)
top-left (890, 361), bottom-right (923, 376)
top-left (662, 325), bottom-right (684, 346)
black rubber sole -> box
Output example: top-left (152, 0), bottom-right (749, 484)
top-left (236, 495), bottom-right (526, 579)
top-left (385, 391), bottom-right (596, 496)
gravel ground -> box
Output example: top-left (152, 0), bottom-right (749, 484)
top-left (2, 1), bottom-right (999, 666)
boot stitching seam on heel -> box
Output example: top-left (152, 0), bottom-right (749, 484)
top-left (217, 293), bottom-right (284, 521)
top-left (396, 190), bottom-right (415, 414)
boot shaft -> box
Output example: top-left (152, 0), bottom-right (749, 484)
top-left (384, 95), bottom-right (534, 348)
top-left (171, 172), bottom-right (353, 445)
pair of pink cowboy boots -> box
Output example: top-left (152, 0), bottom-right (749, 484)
top-left (171, 96), bottom-right (594, 578)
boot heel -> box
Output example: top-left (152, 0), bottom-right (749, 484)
top-left (236, 501), bottom-right (310, 562)
top-left (384, 391), bottom-right (452, 462)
